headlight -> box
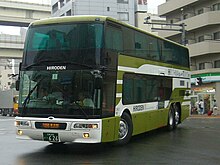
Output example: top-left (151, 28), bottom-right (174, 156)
top-left (73, 123), bottom-right (98, 129)
top-left (15, 120), bottom-right (31, 127)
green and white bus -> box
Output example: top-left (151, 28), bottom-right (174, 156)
top-left (15, 15), bottom-right (190, 145)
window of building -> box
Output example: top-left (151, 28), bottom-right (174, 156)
top-left (66, 10), bottom-right (71, 16)
top-left (199, 63), bottom-right (205, 70)
top-left (117, 12), bottom-right (129, 21)
top-left (137, 0), bottom-right (147, 5)
top-left (214, 60), bottom-right (220, 68)
top-left (60, 0), bottom-right (65, 8)
top-left (52, 3), bottom-right (59, 13)
top-left (197, 9), bottom-right (204, 15)
top-left (213, 3), bottom-right (220, 11)
top-left (8, 82), bottom-right (11, 86)
top-left (66, 0), bottom-right (70, 3)
top-left (117, 0), bottom-right (128, 4)
top-left (198, 36), bottom-right (204, 42)
top-left (214, 31), bottom-right (220, 40)
top-left (26, 10), bottom-right (33, 19)
top-left (183, 14), bottom-right (188, 20)
top-left (107, 7), bottom-right (110, 11)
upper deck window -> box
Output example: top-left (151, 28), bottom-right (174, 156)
top-left (24, 23), bottom-right (104, 67)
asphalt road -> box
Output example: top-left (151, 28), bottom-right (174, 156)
top-left (1, 116), bottom-right (220, 165)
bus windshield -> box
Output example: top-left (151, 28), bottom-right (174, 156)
top-left (18, 70), bottom-right (102, 118)
top-left (23, 23), bottom-right (104, 67)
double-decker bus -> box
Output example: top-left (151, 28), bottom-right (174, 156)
top-left (15, 15), bottom-right (190, 145)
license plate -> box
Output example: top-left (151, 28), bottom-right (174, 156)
top-left (43, 133), bottom-right (59, 142)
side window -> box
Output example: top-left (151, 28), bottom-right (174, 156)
top-left (105, 26), bottom-right (123, 51)
top-left (134, 77), bottom-right (145, 103)
top-left (135, 31), bottom-right (147, 58)
top-left (123, 76), bottom-right (133, 104)
top-left (123, 73), bottom-right (172, 104)
top-left (146, 79), bottom-right (158, 102)
top-left (122, 27), bottom-right (134, 55)
top-left (146, 36), bottom-right (160, 61)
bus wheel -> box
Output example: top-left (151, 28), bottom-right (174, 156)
top-left (167, 106), bottom-right (176, 131)
top-left (174, 104), bottom-right (180, 125)
top-left (117, 113), bottom-right (133, 145)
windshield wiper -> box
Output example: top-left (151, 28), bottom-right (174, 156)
top-left (22, 77), bottom-right (45, 113)
top-left (23, 60), bottom-right (55, 70)
top-left (62, 61), bottom-right (94, 69)
top-left (73, 102), bottom-right (89, 118)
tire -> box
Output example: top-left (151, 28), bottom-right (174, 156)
top-left (116, 113), bottom-right (133, 145)
top-left (173, 104), bottom-right (180, 126)
top-left (167, 106), bottom-right (176, 131)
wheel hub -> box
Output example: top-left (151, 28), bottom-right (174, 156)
top-left (119, 119), bottom-right (128, 140)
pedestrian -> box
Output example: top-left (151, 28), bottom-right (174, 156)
top-left (212, 99), bottom-right (218, 115)
top-left (198, 99), bottom-right (204, 115)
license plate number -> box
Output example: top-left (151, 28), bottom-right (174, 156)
top-left (43, 133), bottom-right (59, 142)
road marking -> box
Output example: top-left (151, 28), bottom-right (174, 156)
top-left (0, 119), bottom-right (15, 122)
top-left (0, 128), bottom-right (6, 135)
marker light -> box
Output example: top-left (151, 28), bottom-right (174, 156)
top-left (83, 133), bottom-right (90, 138)
top-left (17, 130), bottom-right (23, 135)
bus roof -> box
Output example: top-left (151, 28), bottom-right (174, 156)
top-left (30, 15), bottom-right (187, 48)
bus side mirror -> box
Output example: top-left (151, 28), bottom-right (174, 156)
top-left (15, 62), bottom-right (22, 91)
top-left (15, 80), bottom-right (20, 91)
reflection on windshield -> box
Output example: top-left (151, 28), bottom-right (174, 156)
top-left (23, 23), bottom-right (104, 67)
top-left (19, 70), bottom-right (102, 118)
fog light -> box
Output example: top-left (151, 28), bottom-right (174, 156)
top-left (83, 133), bottom-right (90, 138)
top-left (17, 130), bottom-right (23, 135)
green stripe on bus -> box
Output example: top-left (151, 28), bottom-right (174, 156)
top-left (116, 84), bottom-right (122, 93)
top-left (117, 71), bottom-right (124, 80)
top-left (101, 116), bottom-right (120, 142)
top-left (131, 109), bottom-right (169, 136)
top-left (191, 72), bottom-right (220, 78)
top-left (181, 105), bottom-right (190, 121)
top-left (115, 98), bottom-right (121, 105)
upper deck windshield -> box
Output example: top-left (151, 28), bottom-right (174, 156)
top-left (23, 23), bottom-right (104, 67)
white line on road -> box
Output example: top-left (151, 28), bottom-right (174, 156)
top-left (0, 119), bottom-right (15, 122)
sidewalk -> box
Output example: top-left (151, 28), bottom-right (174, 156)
top-left (189, 114), bottom-right (220, 119)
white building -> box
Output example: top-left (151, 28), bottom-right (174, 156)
top-left (51, 0), bottom-right (140, 26)
top-left (158, 0), bottom-right (220, 112)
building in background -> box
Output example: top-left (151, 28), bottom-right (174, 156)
top-left (136, 12), bottom-right (166, 35)
top-left (0, 0), bottom-right (51, 91)
top-left (51, 0), bottom-right (136, 26)
top-left (159, 0), bottom-right (220, 113)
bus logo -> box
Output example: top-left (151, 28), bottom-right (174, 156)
top-left (47, 66), bottom-right (67, 70)
top-left (133, 105), bottom-right (144, 112)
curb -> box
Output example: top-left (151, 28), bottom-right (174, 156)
top-left (189, 115), bottom-right (220, 119)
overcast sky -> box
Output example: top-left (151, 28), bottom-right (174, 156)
top-left (0, 0), bottom-right (165, 35)
top-left (148, 0), bottom-right (166, 14)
